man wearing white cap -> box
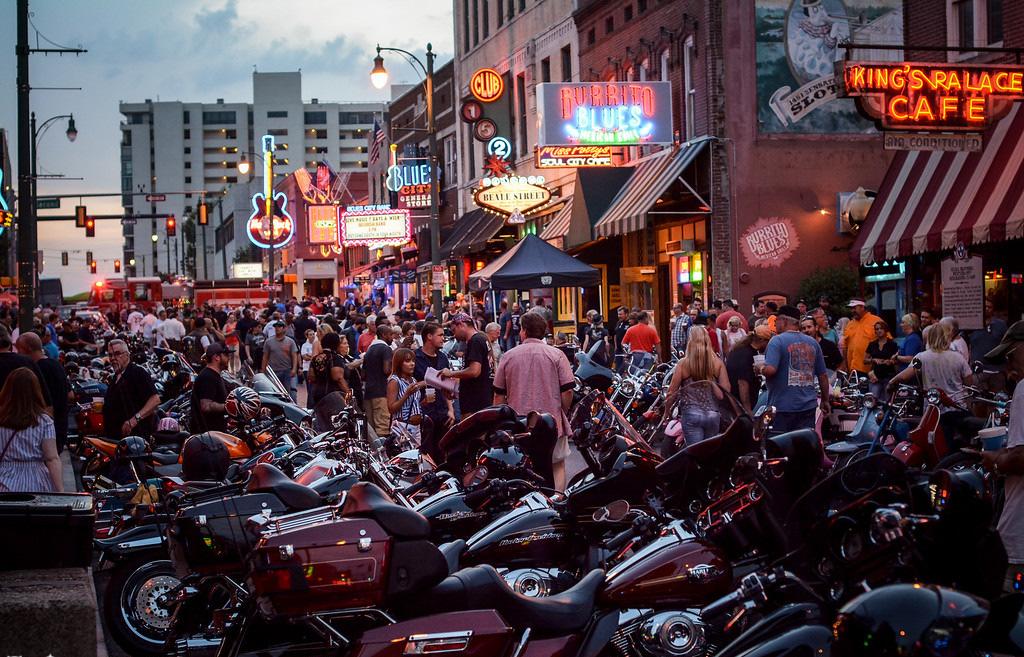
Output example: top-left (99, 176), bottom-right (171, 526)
top-left (843, 299), bottom-right (882, 374)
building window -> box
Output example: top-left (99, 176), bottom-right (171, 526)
top-left (304, 111), bottom-right (327, 124)
top-left (507, 0), bottom-right (514, 19)
top-left (224, 129), bottom-right (237, 139)
top-left (128, 112), bottom-right (145, 124)
top-left (518, 0), bottom-right (524, 11)
top-left (202, 110), bottom-right (236, 125)
top-left (183, 129), bottom-right (190, 139)
top-left (638, 0), bottom-right (647, 11)
top-left (482, 0), bottom-right (489, 38)
top-left (185, 177), bottom-right (192, 184)
top-left (183, 110), bottom-right (190, 124)
top-left (587, 28), bottom-right (596, 46)
top-left (683, 36), bottom-right (696, 139)
top-left (267, 128), bottom-right (288, 136)
top-left (660, 49), bottom-right (670, 81)
top-left (309, 128), bottom-right (327, 139)
top-left (516, 73), bottom-right (527, 157)
top-left (561, 45), bottom-right (572, 81)
top-left (987, 0), bottom-right (1003, 43)
top-left (605, 16), bottom-right (614, 34)
top-left (184, 146), bottom-right (191, 154)
top-left (624, 5), bottom-right (633, 21)
top-left (185, 161), bottom-right (191, 169)
top-left (541, 57), bottom-right (551, 83)
top-left (267, 110), bottom-right (288, 118)
top-left (954, 0), bottom-right (975, 47)
top-left (497, 0), bottom-right (503, 26)
top-left (443, 136), bottom-right (457, 187)
top-left (466, 123), bottom-right (476, 177)
top-left (463, 0), bottom-right (470, 51)
top-left (472, 0), bottom-right (479, 46)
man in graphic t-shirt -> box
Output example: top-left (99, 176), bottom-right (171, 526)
top-left (758, 304), bottom-right (829, 434)
top-left (440, 313), bottom-right (492, 417)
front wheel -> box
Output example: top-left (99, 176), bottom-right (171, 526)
top-left (103, 557), bottom-right (180, 657)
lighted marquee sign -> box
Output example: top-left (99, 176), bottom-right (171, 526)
top-left (473, 174), bottom-right (552, 218)
top-left (339, 205), bottom-right (412, 248)
top-left (470, 68), bottom-right (504, 103)
top-left (537, 82), bottom-right (674, 146)
top-left (536, 145), bottom-right (614, 168)
top-left (246, 191), bottom-right (295, 249)
top-left (307, 204), bottom-right (339, 245)
top-left (385, 159), bottom-right (438, 209)
top-left (0, 171), bottom-right (12, 236)
top-left (841, 61), bottom-right (1024, 131)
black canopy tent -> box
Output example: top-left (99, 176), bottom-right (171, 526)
top-left (469, 233), bottom-right (600, 291)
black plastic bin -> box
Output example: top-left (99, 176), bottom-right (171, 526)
top-left (0, 492), bottom-right (95, 569)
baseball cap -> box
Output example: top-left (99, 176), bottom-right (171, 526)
top-left (847, 299), bottom-right (866, 308)
top-left (272, 320), bottom-right (285, 328)
top-left (984, 320), bottom-right (1024, 361)
top-left (753, 325), bottom-right (773, 340)
top-left (449, 313), bottom-right (473, 325)
top-left (205, 342), bottom-right (236, 358)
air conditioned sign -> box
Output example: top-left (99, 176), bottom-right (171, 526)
top-left (535, 145), bottom-right (614, 168)
top-left (537, 81), bottom-right (674, 146)
top-left (339, 205), bottom-right (411, 248)
top-left (473, 175), bottom-right (552, 217)
top-left (840, 61), bottom-right (1024, 131)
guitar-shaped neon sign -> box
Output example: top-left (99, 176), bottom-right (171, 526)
top-left (246, 191), bottom-right (295, 249)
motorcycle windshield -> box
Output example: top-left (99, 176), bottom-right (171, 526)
top-left (253, 370), bottom-right (290, 399)
top-left (570, 389), bottom-right (656, 454)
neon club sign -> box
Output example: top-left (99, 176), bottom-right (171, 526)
top-left (841, 61), bottom-right (1024, 131)
top-left (339, 205), bottom-right (412, 248)
top-left (246, 191), bottom-right (295, 249)
top-left (536, 82), bottom-right (674, 146)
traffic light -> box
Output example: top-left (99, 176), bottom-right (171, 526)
top-left (89, 261), bottom-right (97, 274)
top-left (198, 202), bottom-right (208, 226)
top-left (75, 205), bottom-right (86, 228)
top-left (61, 251), bottom-right (68, 266)
top-left (86, 251), bottom-right (93, 265)
top-left (114, 259), bottom-right (121, 273)
top-left (166, 215), bottom-right (176, 237)
top-left (85, 216), bottom-right (95, 237)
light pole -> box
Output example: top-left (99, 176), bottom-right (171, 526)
top-left (24, 111), bottom-right (76, 326)
top-left (371, 43), bottom-right (442, 321)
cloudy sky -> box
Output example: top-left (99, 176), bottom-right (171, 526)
top-left (0, 0), bottom-right (454, 294)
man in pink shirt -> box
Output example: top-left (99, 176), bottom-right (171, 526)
top-left (493, 312), bottom-right (575, 491)
top-left (715, 299), bottom-right (749, 332)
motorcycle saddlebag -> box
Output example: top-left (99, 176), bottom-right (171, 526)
top-left (352, 610), bottom-right (514, 657)
top-left (169, 492), bottom-right (288, 576)
top-left (247, 513), bottom-right (392, 618)
top-left (0, 492), bottom-right (94, 569)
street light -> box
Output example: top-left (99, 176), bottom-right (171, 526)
top-left (237, 155), bottom-right (252, 176)
top-left (370, 43), bottom-right (442, 321)
top-left (20, 112), bottom-right (78, 330)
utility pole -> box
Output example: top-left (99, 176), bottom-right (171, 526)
top-left (16, 0), bottom-right (32, 332)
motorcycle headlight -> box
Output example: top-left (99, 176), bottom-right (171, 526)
top-left (862, 394), bottom-right (877, 410)
top-left (619, 380), bottom-right (637, 398)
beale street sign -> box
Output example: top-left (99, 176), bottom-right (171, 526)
top-left (473, 175), bottom-right (552, 218)
top-left (840, 61), bottom-right (1024, 131)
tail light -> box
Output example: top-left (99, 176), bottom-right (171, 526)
top-left (91, 400), bottom-right (104, 414)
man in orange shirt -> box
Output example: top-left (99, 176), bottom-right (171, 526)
top-left (843, 299), bottom-right (882, 374)
top-left (622, 311), bottom-right (660, 369)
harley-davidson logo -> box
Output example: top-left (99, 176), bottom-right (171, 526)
top-left (686, 564), bottom-right (723, 581)
top-left (436, 511), bottom-right (488, 521)
top-left (497, 531), bottom-right (565, 547)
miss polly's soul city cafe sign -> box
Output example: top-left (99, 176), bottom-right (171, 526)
top-left (840, 61), bottom-right (1024, 131)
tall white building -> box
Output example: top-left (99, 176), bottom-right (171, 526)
top-left (119, 72), bottom-right (384, 279)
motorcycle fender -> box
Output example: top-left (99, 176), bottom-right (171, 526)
top-left (93, 523), bottom-right (166, 560)
top-left (891, 441), bottom-right (921, 466)
top-left (714, 603), bottom-right (824, 657)
top-left (720, 624), bottom-right (831, 657)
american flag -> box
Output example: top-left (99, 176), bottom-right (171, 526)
top-left (368, 118), bottom-right (386, 166)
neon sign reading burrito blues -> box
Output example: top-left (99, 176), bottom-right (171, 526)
top-left (536, 82), bottom-right (674, 146)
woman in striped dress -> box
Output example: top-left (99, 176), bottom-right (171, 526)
top-left (0, 367), bottom-right (63, 492)
top-left (386, 348), bottom-right (426, 445)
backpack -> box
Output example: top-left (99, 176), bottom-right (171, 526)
top-left (309, 351), bottom-right (333, 383)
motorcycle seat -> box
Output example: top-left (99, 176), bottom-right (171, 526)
top-left (151, 451), bottom-right (180, 466)
top-left (246, 463), bottom-right (321, 511)
top-left (341, 482), bottom-right (431, 539)
top-left (154, 463), bottom-right (183, 478)
top-left (438, 539), bottom-right (466, 575)
top-left (429, 565), bottom-right (603, 634)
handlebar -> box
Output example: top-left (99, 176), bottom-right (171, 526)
top-left (464, 478), bottom-right (537, 508)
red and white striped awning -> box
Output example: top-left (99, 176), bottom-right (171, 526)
top-left (854, 103), bottom-right (1024, 265)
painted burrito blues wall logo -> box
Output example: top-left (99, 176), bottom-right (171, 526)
top-left (741, 217), bottom-right (800, 268)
